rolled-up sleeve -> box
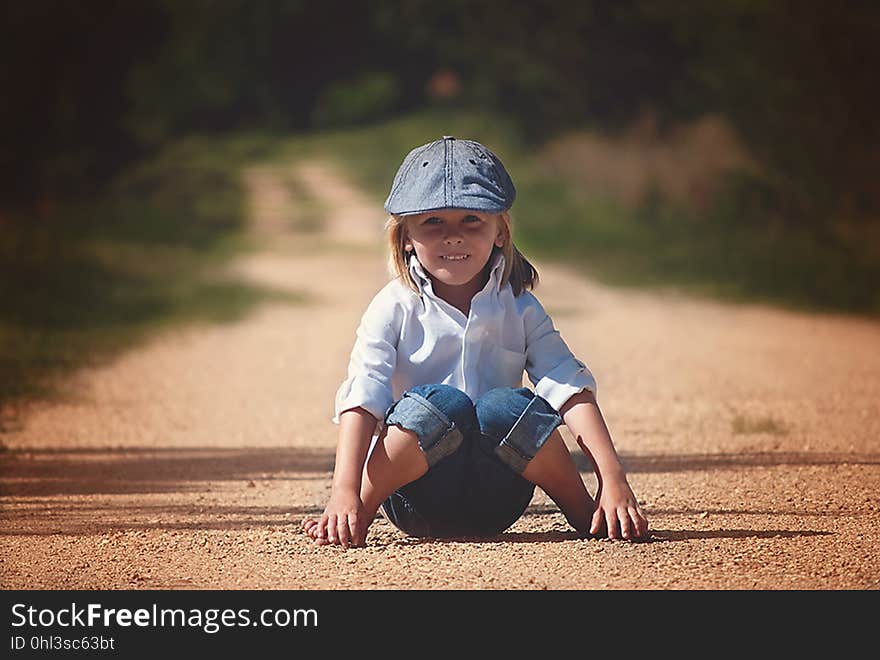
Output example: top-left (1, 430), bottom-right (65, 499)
top-left (522, 294), bottom-right (597, 412)
top-left (333, 287), bottom-right (402, 423)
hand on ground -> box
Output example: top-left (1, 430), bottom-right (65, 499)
top-left (300, 491), bottom-right (368, 548)
top-left (589, 480), bottom-right (649, 541)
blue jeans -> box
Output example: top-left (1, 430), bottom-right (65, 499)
top-left (380, 384), bottom-right (563, 538)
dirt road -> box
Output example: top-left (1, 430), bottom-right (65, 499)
top-left (2, 159), bottom-right (878, 590)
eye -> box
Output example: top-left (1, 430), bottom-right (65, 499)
top-left (422, 216), bottom-right (442, 225)
top-left (462, 215), bottom-right (481, 223)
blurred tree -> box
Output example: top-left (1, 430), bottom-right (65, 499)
top-left (666, 0), bottom-right (880, 224)
top-left (0, 0), bottom-right (165, 203)
top-left (2, 0), bottom-right (877, 229)
top-left (371, 0), bottom-right (700, 136)
top-left (125, 0), bottom-right (420, 142)
top-left (310, 71), bottom-right (400, 128)
top-left (125, 0), bottom-right (288, 144)
top-left (380, 0), bottom-right (879, 225)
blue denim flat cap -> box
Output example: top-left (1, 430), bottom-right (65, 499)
top-left (384, 136), bottom-right (516, 216)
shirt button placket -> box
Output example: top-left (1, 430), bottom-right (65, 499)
top-left (462, 314), bottom-right (481, 393)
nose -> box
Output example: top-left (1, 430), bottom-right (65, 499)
top-left (443, 225), bottom-right (463, 244)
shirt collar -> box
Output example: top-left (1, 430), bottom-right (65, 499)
top-left (409, 251), bottom-right (506, 298)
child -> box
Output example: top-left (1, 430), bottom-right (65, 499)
top-left (302, 136), bottom-right (648, 548)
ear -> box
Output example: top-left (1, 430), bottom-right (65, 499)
top-left (401, 226), bottom-right (413, 253)
top-left (494, 223), bottom-right (507, 248)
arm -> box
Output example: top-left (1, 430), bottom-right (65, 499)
top-left (316, 286), bottom-right (402, 547)
top-left (560, 390), bottom-right (649, 540)
top-left (314, 406), bottom-right (378, 548)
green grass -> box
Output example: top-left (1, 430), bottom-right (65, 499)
top-left (0, 134), bottom-right (304, 418)
top-left (516, 182), bottom-right (880, 314)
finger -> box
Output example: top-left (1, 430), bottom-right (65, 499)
top-left (630, 507), bottom-right (649, 538)
top-left (316, 515), bottom-right (328, 540)
top-left (314, 520), bottom-right (328, 545)
top-left (589, 507), bottom-right (604, 536)
top-left (605, 511), bottom-right (621, 540)
top-left (618, 509), bottom-right (634, 540)
top-left (326, 515), bottom-right (338, 544)
top-left (308, 522), bottom-right (326, 543)
top-left (348, 513), bottom-right (363, 547)
top-left (313, 517), bottom-right (329, 545)
top-left (337, 517), bottom-right (351, 549)
top-left (352, 527), bottom-right (366, 547)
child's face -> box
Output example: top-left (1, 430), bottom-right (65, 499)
top-left (404, 210), bottom-right (505, 289)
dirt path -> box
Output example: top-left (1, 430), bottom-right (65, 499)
top-left (2, 159), bottom-right (879, 590)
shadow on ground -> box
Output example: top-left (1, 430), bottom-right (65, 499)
top-left (384, 527), bottom-right (831, 546)
top-left (575, 450), bottom-right (880, 473)
top-left (14, 446), bottom-right (872, 500)
top-left (649, 528), bottom-right (832, 542)
top-left (2, 447), bottom-right (864, 540)
top-left (0, 446), bottom-right (335, 497)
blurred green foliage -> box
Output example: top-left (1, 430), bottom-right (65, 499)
top-left (3, 0), bottom-right (877, 232)
top-left (0, 135), bottom-right (302, 413)
top-left (311, 72), bottom-right (401, 128)
top-left (290, 109), bottom-right (880, 315)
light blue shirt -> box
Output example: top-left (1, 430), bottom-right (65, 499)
top-left (334, 253), bottom-right (597, 423)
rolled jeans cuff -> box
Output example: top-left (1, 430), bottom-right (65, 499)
top-left (494, 394), bottom-right (562, 474)
top-left (384, 391), bottom-right (464, 468)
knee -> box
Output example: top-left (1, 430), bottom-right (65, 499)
top-left (405, 384), bottom-right (477, 435)
top-left (383, 384), bottom-right (477, 468)
top-left (476, 387), bottom-right (562, 475)
top-left (475, 387), bottom-right (535, 439)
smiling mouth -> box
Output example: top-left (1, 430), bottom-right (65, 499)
top-left (441, 254), bottom-right (470, 261)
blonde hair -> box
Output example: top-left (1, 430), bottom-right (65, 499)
top-left (386, 211), bottom-right (539, 296)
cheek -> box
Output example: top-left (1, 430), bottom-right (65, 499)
top-left (410, 243), bottom-right (435, 263)
top-left (476, 228), bottom-right (499, 248)
top-left (409, 236), bottom-right (433, 253)
top-left (407, 226), bottom-right (436, 244)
